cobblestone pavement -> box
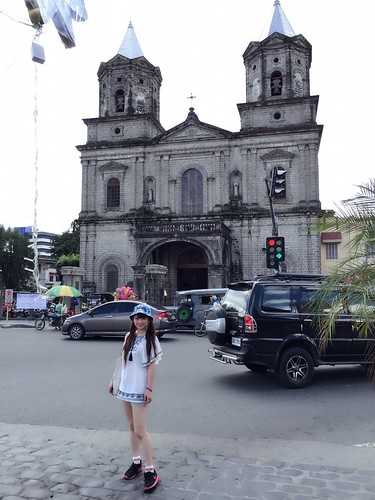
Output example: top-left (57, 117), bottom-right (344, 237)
top-left (0, 423), bottom-right (374, 500)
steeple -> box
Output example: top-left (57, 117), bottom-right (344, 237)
top-left (268, 0), bottom-right (295, 37)
top-left (118, 21), bottom-right (144, 59)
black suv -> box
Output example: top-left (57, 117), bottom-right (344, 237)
top-left (207, 273), bottom-right (374, 388)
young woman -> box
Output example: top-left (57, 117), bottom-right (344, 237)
top-left (109, 303), bottom-right (163, 494)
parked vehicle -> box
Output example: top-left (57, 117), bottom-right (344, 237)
top-left (207, 273), bottom-right (375, 388)
top-left (172, 288), bottom-right (228, 334)
top-left (81, 292), bottom-right (114, 311)
top-left (61, 300), bottom-right (174, 340)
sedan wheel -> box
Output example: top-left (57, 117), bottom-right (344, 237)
top-left (279, 347), bottom-right (314, 388)
top-left (69, 324), bottom-right (85, 341)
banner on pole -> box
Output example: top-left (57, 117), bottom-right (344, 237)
top-left (4, 289), bottom-right (13, 306)
top-left (16, 293), bottom-right (47, 310)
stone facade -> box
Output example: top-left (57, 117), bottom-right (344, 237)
top-left (77, 29), bottom-right (323, 300)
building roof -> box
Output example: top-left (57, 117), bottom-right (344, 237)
top-left (118, 21), bottom-right (144, 59)
top-left (268, 0), bottom-right (295, 37)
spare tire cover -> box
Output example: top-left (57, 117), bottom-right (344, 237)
top-left (176, 305), bottom-right (193, 322)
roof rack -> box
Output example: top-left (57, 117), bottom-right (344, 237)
top-left (253, 273), bottom-right (328, 282)
top-left (228, 280), bottom-right (254, 291)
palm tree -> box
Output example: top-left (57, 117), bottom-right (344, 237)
top-left (314, 179), bottom-right (375, 377)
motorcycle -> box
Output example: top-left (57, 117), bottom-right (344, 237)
top-left (34, 312), bottom-right (68, 331)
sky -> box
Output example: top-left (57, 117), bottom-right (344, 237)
top-left (0, 0), bottom-right (374, 235)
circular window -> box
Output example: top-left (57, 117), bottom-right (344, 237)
top-left (273, 57), bottom-right (279, 63)
top-left (273, 112), bottom-right (281, 120)
top-left (252, 64), bottom-right (257, 71)
top-left (114, 127), bottom-right (121, 135)
top-left (297, 59), bottom-right (301, 65)
top-left (139, 79), bottom-right (144, 84)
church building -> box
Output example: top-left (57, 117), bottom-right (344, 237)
top-left (77, 1), bottom-right (323, 301)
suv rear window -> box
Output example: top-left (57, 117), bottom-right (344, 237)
top-left (261, 286), bottom-right (292, 313)
top-left (221, 290), bottom-right (247, 314)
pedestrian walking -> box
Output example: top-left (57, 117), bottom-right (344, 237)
top-left (108, 302), bottom-right (163, 494)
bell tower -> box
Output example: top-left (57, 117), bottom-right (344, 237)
top-left (238, 0), bottom-right (316, 130)
top-left (90, 21), bottom-right (164, 141)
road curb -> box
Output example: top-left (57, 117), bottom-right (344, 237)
top-left (0, 322), bottom-right (35, 329)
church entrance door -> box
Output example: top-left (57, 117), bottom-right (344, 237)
top-left (148, 242), bottom-right (208, 299)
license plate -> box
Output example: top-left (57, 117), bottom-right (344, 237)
top-left (231, 337), bottom-right (241, 347)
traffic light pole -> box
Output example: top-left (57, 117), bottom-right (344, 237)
top-left (265, 178), bottom-right (278, 237)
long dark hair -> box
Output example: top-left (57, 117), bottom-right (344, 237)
top-left (123, 317), bottom-right (157, 364)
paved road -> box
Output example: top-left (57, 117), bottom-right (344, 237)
top-left (1, 326), bottom-right (375, 499)
top-left (1, 327), bottom-right (374, 446)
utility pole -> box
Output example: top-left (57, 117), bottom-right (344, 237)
top-left (264, 177), bottom-right (278, 237)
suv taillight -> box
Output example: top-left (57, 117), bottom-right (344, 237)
top-left (157, 311), bottom-right (170, 321)
top-left (243, 314), bottom-right (257, 334)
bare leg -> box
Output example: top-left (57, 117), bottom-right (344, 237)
top-left (123, 401), bottom-right (141, 458)
top-left (132, 404), bottom-right (154, 466)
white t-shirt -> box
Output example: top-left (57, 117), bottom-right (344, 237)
top-left (116, 333), bottom-right (162, 404)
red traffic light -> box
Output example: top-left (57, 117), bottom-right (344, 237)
top-left (267, 239), bottom-right (276, 246)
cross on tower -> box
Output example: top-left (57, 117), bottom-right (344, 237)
top-left (187, 93), bottom-right (196, 104)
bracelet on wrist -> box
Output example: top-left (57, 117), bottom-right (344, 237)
top-left (146, 386), bottom-right (153, 392)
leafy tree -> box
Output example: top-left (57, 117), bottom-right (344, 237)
top-left (0, 226), bottom-right (31, 290)
top-left (52, 219), bottom-right (80, 261)
top-left (56, 253), bottom-right (80, 267)
top-left (314, 180), bottom-right (375, 377)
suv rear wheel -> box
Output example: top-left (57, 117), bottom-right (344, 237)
top-left (278, 347), bottom-right (314, 388)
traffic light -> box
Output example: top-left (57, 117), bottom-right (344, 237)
top-left (271, 166), bottom-right (286, 198)
top-left (266, 237), bottom-right (285, 269)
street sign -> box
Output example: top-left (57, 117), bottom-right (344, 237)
top-left (4, 289), bottom-right (13, 306)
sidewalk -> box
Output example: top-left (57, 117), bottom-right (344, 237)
top-left (0, 422), bottom-right (374, 500)
top-left (0, 321), bottom-right (34, 329)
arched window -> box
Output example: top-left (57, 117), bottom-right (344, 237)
top-left (107, 178), bottom-right (120, 208)
top-left (115, 89), bottom-right (125, 112)
top-left (271, 71), bottom-right (283, 96)
top-left (105, 264), bottom-right (118, 292)
top-left (181, 168), bottom-right (203, 215)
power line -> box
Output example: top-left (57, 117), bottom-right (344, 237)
top-left (0, 9), bottom-right (33, 28)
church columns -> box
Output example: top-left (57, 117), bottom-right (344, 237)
top-left (86, 160), bottom-right (97, 212)
top-left (208, 264), bottom-right (225, 288)
top-left (81, 160), bottom-right (89, 212)
top-left (207, 177), bottom-right (215, 211)
top-left (220, 151), bottom-right (230, 205)
top-left (249, 149), bottom-right (258, 204)
top-left (132, 265), bottom-right (146, 300)
top-left (135, 156), bottom-right (145, 207)
top-left (309, 144), bottom-right (319, 202)
top-left (298, 144), bottom-right (308, 203)
top-left (160, 155), bottom-right (170, 209)
top-left (241, 149), bottom-right (250, 204)
top-left (84, 228), bottom-right (97, 284)
top-left (213, 152), bottom-right (222, 207)
top-left (128, 157), bottom-right (137, 210)
top-left (168, 179), bottom-right (177, 212)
